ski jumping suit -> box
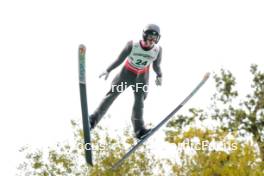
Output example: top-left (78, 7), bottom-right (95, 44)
top-left (90, 40), bottom-right (162, 133)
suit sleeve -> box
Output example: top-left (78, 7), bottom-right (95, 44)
top-left (153, 46), bottom-right (162, 77)
top-left (106, 41), bottom-right (133, 73)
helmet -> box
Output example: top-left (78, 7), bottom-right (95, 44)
top-left (143, 24), bottom-right (161, 44)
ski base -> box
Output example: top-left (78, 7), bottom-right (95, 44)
top-left (79, 44), bottom-right (93, 166)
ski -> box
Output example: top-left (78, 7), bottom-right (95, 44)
top-left (79, 44), bottom-right (93, 166)
top-left (112, 72), bottom-right (210, 170)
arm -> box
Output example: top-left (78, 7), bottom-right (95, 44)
top-left (106, 41), bottom-right (133, 73)
top-left (153, 46), bottom-right (162, 77)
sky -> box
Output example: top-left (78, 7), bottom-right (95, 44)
top-left (0, 0), bottom-right (264, 175)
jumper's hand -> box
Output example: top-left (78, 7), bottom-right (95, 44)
top-left (155, 76), bottom-right (162, 86)
top-left (99, 71), bottom-right (110, 80)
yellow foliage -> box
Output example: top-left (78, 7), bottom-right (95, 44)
top-left (167, 128), bottom-right (264, 176)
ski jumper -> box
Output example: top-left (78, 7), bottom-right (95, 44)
top-left (90, 40), bottom-right (162, 133)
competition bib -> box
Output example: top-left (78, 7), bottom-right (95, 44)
top-left (127, 42), bottom-right (160, 69)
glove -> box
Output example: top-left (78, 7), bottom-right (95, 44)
top-left (155, 76), bottom-right (162, 86)
top-left (99, 70), bottom-right (110, 80)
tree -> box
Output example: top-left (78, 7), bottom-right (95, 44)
top-left (17, 65), bottom-right (264, 175)
top-left (165, 64), bottom-right (264, 175)
top-left (17, 120), bottom-right (165, 176)
top-left (212, 64), bottom-right (264, 161)
top-left (165, 127), bottom-right (264, 176)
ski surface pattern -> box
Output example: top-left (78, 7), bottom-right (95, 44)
top-left (79, 44), bottom-right (93, 166)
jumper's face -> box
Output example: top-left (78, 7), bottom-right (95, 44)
top-left (144, 34), bottom-right (158, 47)
top-left (146, 34), bottom-right (158, 43)
top-left (144, 39), bottom-right (155, 47)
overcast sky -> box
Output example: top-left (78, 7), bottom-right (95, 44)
top-left (0, 0), bottom-right (264, 175)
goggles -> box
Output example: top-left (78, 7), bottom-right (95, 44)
top-left (146, 34), bottom-right (159, 42)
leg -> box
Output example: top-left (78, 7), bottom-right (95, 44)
top-left (90, 68), bottom-right (134, 129)
top-left (131, 90), bottom-right (145, 132)
top-left (131, 73), bottom-right (149, 134)
top-left (89, 87), bottom-right (121, 128)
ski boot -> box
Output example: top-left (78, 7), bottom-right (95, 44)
top-left (135, 127), bottom-right (152, 140)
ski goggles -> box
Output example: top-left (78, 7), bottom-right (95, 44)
top-left (146, 34), bottom-right (159, 42)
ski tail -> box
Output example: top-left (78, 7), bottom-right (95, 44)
top-left (112, 72), bottom-right (210, 170)
top-left (79, 44), bottom-right (93, 166)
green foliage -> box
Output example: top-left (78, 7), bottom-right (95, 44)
top-left (17, 120), bottom-right (165, 176)
top-left (213, 69), bottom-right (238, 103)
top-left (166, 65), bottom-right (264, 175)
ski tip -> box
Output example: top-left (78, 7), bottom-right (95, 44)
top-left (204, 72), bottom-right (210, 80)
top-left (79, 44), bottom-right (86, 54)
top-left (79, 44), bottom-right (86, 49)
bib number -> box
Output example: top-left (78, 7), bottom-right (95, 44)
top-left (135, 59), bottom-right (148, 66)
